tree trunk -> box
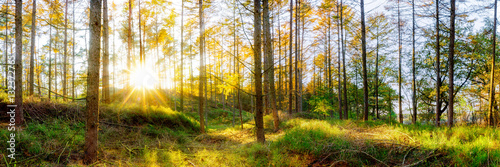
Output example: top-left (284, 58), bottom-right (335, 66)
top-left (180, 0), bottom-right (184, 112)
top-left (4, 0), bottom-right (7, 88)
top-left (139, 0), bottom-right (143, 66)
top-left (341, 0), bottom-right (348, 119)
top-left (14, 0), bottom-right (23, 125)
top-left (29, 0), bottom-right (36, 96)
top-left (84, 0), bottom-right (101, 164)
top-left (435, 0), bottom-right (441, 126)
top-left (288, 0), bottom-right (294, 115)
top-left (63, 0), bottom-right (68, 100)
top-left (72, 0), bottom-right (76, 100)
top-left (489, 0), bottom-right (497, 127)
top-left (360, 0), bottom-right (368, 121)
top-left (375, 26), bottom-right (379, 119)
top-left (127, 0), bottom-right (132, 87)
top-left (448, 0), bottom-right (455, 127)
top-left (254, 0), bottom-right (265, 143)
top-left (412, 0), bottom-right (417, 124)
top-left (336, 2), bottom-right (342, 120)
top-left (49, 16), bottom-right (52, 100)
top-left (398, 0), bottom-right (403, 123)
top-left (199, 0), bottom-right (206, 133)
top-left (103, 0), bottom-right (110, 103)
top-left (263, 0), bottom-right (279, 131)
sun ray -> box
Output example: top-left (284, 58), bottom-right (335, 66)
top-left (120, 87), bottom-right (137, 108)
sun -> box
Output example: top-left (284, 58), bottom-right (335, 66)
top-left (130, 66), bottom-right (158, 89)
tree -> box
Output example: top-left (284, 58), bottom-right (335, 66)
top-left (84, 0), bottom-right (101, 164)
top-left (103, 0), bottom-right (110, 103)
top-left (63, 0), bottom-right (68, 100)
top-left (263, 0), bottom-right (279, 132)
top-left (127, 0), bottom-right (132, 87)
top-left (15, 0), bottom-right (23, 124)
top-left (289, 0), bottom-right (294, 115)
top-left (411, 0), bottom-right (417, 124)
top-left (254, 0), bottom-right (265, 143)
top-left (361, 0), bottom-right (368, 121)
top-left (448, 0), bottom-right (455, 127)
top-left (435, 0), bottom-right (441, 126)
top-left (180, 0), bottom-right (184, 112)
top-left (398, 0), bottom-right (403, 123)
top-left (199, 0), bottom-right (206, 133)
top-left (489, 0), bottom-right (497, 126)
top-left (29, 0), bottom-right (36, 96)
top-left (341, 0), bottom-right (347, 120)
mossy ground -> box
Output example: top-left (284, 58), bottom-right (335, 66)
top-left (1, 100), bottom-right (500, 166)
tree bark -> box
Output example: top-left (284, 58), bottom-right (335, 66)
top-left (63, 0), bottom-right (68, 100)
top-left (398, 0), bottom-right (403, 123)
top-left (435, 0), bottom-right (441, 126)
top-left (84, 0), bottom-right (101, 164)
top-left (103, 0), bottom-right (110, 103)
top-left (448, 0), bottom-right (455, 127)
top-left (361, 0), bottom-right (368, 121)
top-left (49, 16), bottom-right (52, 100)
top-left (412, 0), bottom-right (417, 124)
top-left (341, 0), bottom-right (348, 119)
top-left (288, 0), bottom-right (294, 115)
top-left (72, 0), bottom-right (76, 100)
top-left (263, 0), bottom-right (279, 131)
top-left (15, 0), bottom-right (23, 125)
top-left (29, 0), bottom-right (36, 96)
top-left (127, 0), bottom-right (132, 87)
top-left (199, 0), bottom-right (206, 133)
top-left (375, 25), bottom-right (379, 119)
top-left (254, 0), bottom-right (265, 143)
top-left (489, 0), bottom-right (497, 127)
top-left (180, 0), bottom-right (184, 112)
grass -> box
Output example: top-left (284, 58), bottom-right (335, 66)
top-left (1, 99), bottom-right (500, 166)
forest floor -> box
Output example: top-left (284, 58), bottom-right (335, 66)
top-left (1, 99), bottom-right (500, 166)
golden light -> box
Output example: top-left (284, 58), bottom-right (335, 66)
top-left (130, 66), bottom-right (158, 89)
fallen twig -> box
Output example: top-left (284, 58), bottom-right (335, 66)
top-left (402, 147), bottom-right (415, 166)
top-left (342, 149), bottom-right (389, 167)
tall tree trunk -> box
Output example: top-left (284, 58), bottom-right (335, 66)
top-left (278, 6), bottom-right (283, 112)
top-left (139, 0), bottom-right (143, 66)
top-left (341, 0), bottom-right (348, 119)
top-left (263, 0), bottom-right (279, 131)
top-left (254, 0), bottom-right (265, 143)
top-left (360, 0), bottom-right (368, 121)
top-left (412, 0), bottom-right (417, 124)
top-left (295, 0), bottom-right (299, 114)
top-left (199, 0), bottom-right (206, 133)
top-left (72, 0), bottom-right (76, 100)
top-left (84, 0), bottom-right (101, 164)
top-left (375, 26), bottom-right (379, 119)
top-left (288, 0), bottom-right (294, 115)
top-left (29, 0), bottom-right (36, 96)
top-left (49, 16), bottom-right (52, 100)
top-left (398, 0), bottom-right (403, 123)
top-left (435, 0), bottom-right (441, 126)
top-left (336, 2), bottom-right (342, 120)
top-left (103, 0), bottom-right (110, 103)
top-left (14, 0), bottom-right (23, 124)
top-left (63, 0), bottom-right (68, 100)
top-left (180, 0), bottom-right (184, 112)
top-left (127, 0), bottom-right (132, 87)
top-left (4, 0), bottom-right (7, 88)
top-left (489, 0), bottom-right (497, 127)
top-left (448, 0), bottom-right (455, 127)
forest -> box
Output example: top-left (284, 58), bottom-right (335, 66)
top-left (1, 0), bottom-right (500, 166)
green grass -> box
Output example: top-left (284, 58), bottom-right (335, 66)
top-left (2, 99), bottom-right (500, 166)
